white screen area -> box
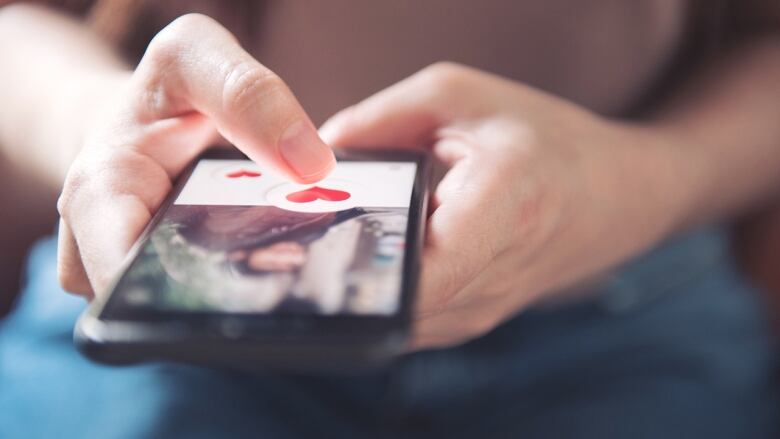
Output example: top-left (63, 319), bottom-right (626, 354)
top-left (176, 159), bottom-right (417, 211)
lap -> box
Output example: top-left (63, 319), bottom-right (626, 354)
top-left (1, 228), bottom-right (777, 438)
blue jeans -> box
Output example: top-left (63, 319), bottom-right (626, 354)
top-left (1, 227), bottom-right (778, 438)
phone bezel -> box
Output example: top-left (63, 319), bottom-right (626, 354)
top-left (79, 147), bottom-right (430, 345)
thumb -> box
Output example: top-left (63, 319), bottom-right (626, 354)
top-left (132, 14), bottom-right (335, 182)
top-left (320, 63), bottom-right (490, 149)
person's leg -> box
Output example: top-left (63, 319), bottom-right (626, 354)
top-left (3, 227), bottom-right (778, 438)
top-left (386, 227), bottom-right (779, 438)
top-left (0, 237), bottom-right (389, 439)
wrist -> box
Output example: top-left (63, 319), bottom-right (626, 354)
top-left (597, 120), bottom-right (703, 253)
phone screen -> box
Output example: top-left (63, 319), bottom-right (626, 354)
top-left (100, 158), bottom-right (419, 319)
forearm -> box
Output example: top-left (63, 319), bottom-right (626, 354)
top-left (0, 3), bottom-right (129, 188)
top-left (648, 36), bottom-right (780, 230)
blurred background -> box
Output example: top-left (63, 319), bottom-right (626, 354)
top-left (0, 160), bottom-right (57, 316)
top-left (1, 1), bottom-right (780, 438)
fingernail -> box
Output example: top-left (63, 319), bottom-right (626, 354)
top-left (278, 120), bottom-right (335, 181)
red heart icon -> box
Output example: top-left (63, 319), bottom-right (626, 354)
top-left (226, 169), bottom-right (262, 179)
top-left (286, 186), bottom-right (351, 203)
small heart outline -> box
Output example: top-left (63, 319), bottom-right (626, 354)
top-left (226, 169), bottom-right (262, 179)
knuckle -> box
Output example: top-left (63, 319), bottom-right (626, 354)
top-left (57, 165), bottom-right (89, 218)
top-left (139, 14), bottom-right (222, 82)
top-left (422, 61), bottom-right (466, 79)
top-left (418, 61), bottom-right (470, 94)
top-left (135, 17), bottom-right (205, 114)
top-left (167, 13), bottom-right (216, 31)
top-left (221, 63), bottom-right (286, 113)
top-left (482, 124), bottom-right (540, 176)
top-left (154, 14), bottom-right (216, 50)
top-left (145, 19), bottom-right (193, 66)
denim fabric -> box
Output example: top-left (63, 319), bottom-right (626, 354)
top-left (1, 227), bottom-right (777, 438)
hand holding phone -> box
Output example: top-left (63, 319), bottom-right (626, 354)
top-left (57, 14), bottom-right (334, 300)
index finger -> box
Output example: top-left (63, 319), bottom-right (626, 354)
top-left (131, 14), bottom-right (335, 183)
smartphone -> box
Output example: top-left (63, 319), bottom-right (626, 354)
top-left (75, 147), bottom-right (430, 370)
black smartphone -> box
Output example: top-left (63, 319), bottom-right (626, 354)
top-left (75, 147), bottom-right (430, 370)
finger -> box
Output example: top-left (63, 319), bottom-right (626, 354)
top-left (58, 150), bottom-right (171, 297)
top-left (320, 62), bottom-right (494, 149)
top-left (65, 191), bottom-right (154, 297)
top-left (131, 14), bottom-right (334, 183)
top-left (56, 219), bottom-right (94, 299)
top-left (58, 108), bottom-right (219, 295)
top-left (414, 138), bottom-right (509, 317)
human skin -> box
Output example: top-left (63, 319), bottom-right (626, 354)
top-left (1, 5), bottom-right (779, 349)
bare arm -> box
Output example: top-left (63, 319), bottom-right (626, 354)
top-left (645, 7), bottom-right (780, 301)
top-left (0, 3), bottom-right (129, 187)
top-left (651, 36), bottom-right (780, 229)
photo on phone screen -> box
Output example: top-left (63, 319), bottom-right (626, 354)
top-left (100, 157), bottom-right (419, 319)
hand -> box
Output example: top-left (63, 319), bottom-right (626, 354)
top-left (321, 63), bottom-right (692, 350)
top-left (57, 14), bottom-right (335, 299)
